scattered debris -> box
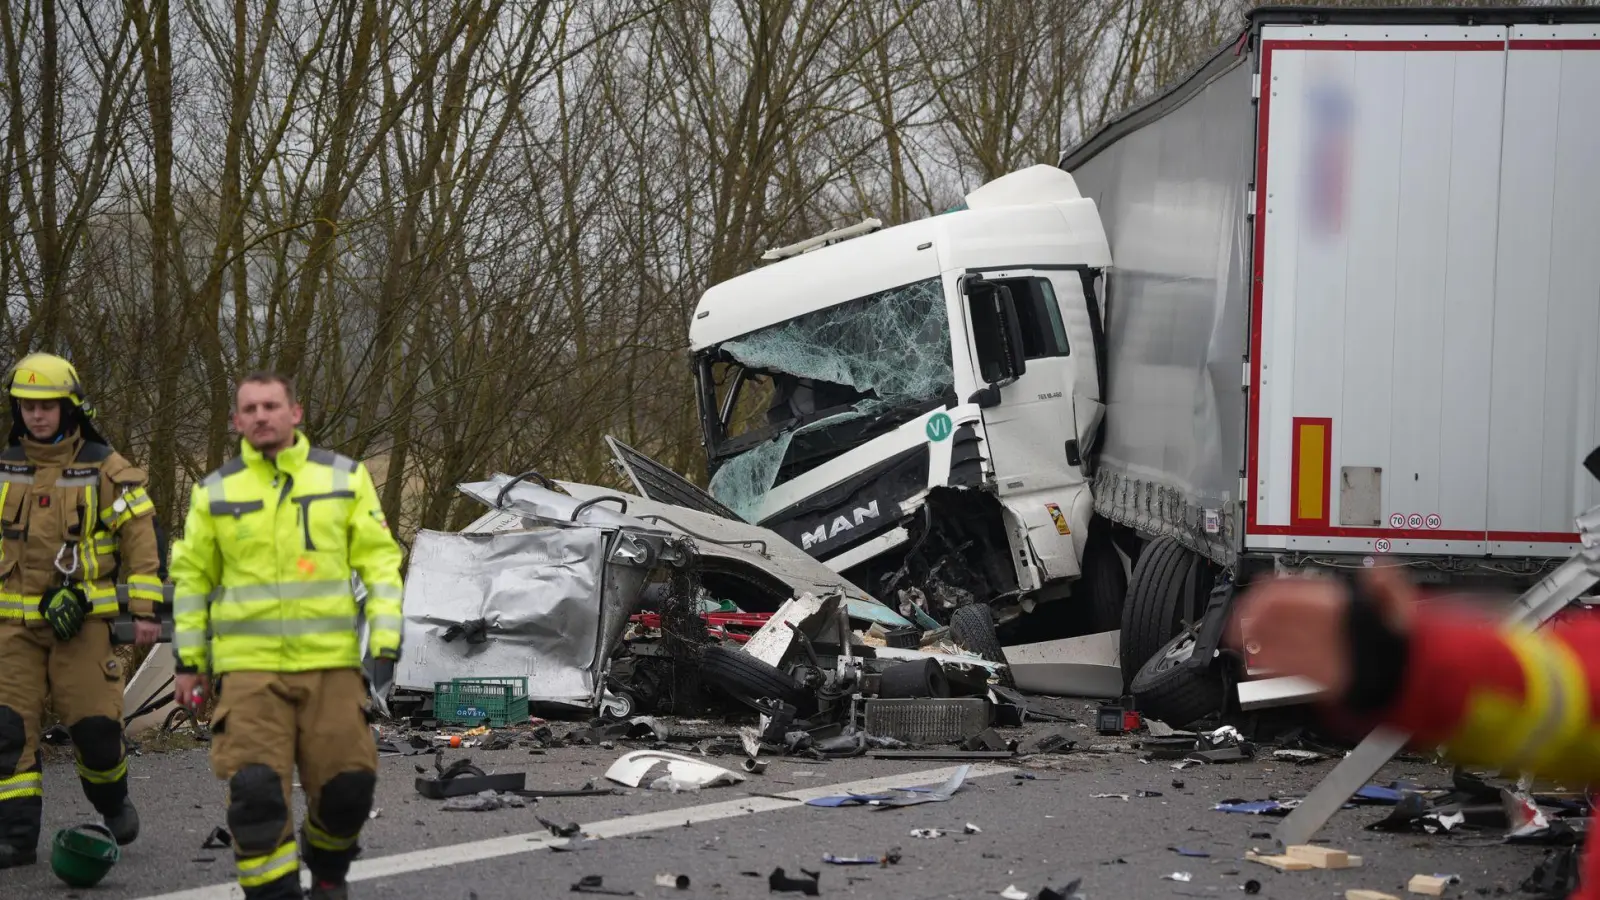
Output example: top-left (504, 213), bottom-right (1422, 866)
top-left (415, 754), bottom-right (526, 799)
top-left (1247, 851), bottom-right (1312, 872)
top-left (964, 823), bottom-right (982, 834)
top-left (1136, 790), bottom-right (1163, 798)
top-left (1163, 872), bottom-right (1193, 882)
top-left (605, 750), bottom-right (746, 790)
top-left (769, 867), bottom-right (821, 896)
top-left (572, 874), bottom-right (636, 896)
top-left (1215, 800), bottom-right (1294, 816)
top-left (1521, 848), bottom-right (1580, 897)
top-left (743, 758), bottom-right (769, 774)
top-left (538, 817), bottom-right (582, 837)
top-left (442, 789), bottom-right (526, 811)
top-left (1022, 727), bottom-right (1078, 755)
top-left (1406, 874), bottom-right (1457, 896)
top-left (1243, 880), bottom-right (1261, 894)
top-left (1272, 749), bottom-right (1326, 764)
top-left (1001, 887), bottom-right (1030, 900)
top-left (654, 873), bottom-right (691, 890)
top-left (200, 826), bottom-right (231, 850)
top-left (1285, 845), bottom-right (1361, 869)
top-left (910, 828), bottom-right (944, 839)
top-left (821, 855), bottom-right (879, 866)
top-left (1091, 793), bottom-right (1130, 801)
top-left (1345, 891), bottom-right (1400, 900)
top-left (1169, 847), bottom-right (1210, 858)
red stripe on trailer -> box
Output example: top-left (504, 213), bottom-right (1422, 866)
top-left (1510, 39), bottom-right (1600, 50)
top-left (1249, 524), bottom-right (1580, 543)
top-left (1246, 36), bottom-right (1582, 542)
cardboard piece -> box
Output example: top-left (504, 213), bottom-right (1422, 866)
top-left (1286, 845), bottom-right (1353, 869)
top-left (1407, 875), bottom-right (1452, 896)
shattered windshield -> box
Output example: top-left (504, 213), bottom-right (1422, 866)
top-left (700, 277), bottom-right (954, 522)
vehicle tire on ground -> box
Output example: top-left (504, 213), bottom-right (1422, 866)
top-left (949, 603), bottom-right (1015, 687)
top-left (1119, 535), bottom-right (1206, 687)
top-left (698, 644), bottom-right (811, 712)
top-left (1079, 517), bottom-right (1128, 634)
top-left (1129, 627), bottom-right (1225, 728)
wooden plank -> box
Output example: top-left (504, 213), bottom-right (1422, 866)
top-left (1408, 875), bottom-right (1451, 896)
top-left (1347, 891), bottom-right (1402, 900)
top-left (1246, 851), bottom-right (1314, 872)
top-left (1286, 844), bottom-right (1351, 868)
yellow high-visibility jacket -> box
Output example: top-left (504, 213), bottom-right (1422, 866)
top-left (170, 432), bottom-right (403, 674)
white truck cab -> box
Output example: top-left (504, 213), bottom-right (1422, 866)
top-left (689, 166), bottom-right (1123, 635)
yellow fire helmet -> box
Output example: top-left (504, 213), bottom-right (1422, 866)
top-left (11, 352), bottom-right (87, 406)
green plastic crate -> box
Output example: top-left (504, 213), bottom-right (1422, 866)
top-left (433, 677), bottom-right (530, 727)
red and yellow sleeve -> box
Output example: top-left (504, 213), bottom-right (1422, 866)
top-left (1383, 606), bottom-right (1600, 783)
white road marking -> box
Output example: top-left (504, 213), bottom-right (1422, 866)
top-left (132, 763), bottom-right (1014, 900)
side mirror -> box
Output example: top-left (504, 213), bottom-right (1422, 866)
top-left (963, 275), bottom-right (1027, 386)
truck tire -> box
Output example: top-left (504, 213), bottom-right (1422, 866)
top-left (950, 604), bottom-right (1015, 687)
top-left (1119, 536), bottom-right (1202, 686)
top-left (1079, 518), bottom-right (1127, 634)
top-left (699, 645), bottom-right (811, 711)
top-left (1129, 628), bottom-right (1225, 728)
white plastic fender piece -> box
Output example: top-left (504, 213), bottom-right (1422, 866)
top-left (604, 750), bottom-right (747, 790)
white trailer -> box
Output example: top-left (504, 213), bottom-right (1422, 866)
top-left (1063, 5), bottom-right (1600, 721)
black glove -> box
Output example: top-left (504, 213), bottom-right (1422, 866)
top-left (40, 585), bottom-right (90, 642)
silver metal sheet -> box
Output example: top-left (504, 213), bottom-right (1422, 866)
top-left (1002, 630), bottom-right (1123, 697)
top-left (1065, 60), bottom-right (1254, 566)
top-left (1236, 675), bottom-right (1326, 711)
top-left (397, 527), bottom-right (613, 704)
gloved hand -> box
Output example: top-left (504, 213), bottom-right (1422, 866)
top-left (40, 585), bottom-right (90, 642)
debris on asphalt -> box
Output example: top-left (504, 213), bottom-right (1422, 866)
top-left (1169, 847), bottom-right (1210, 858)
top-left (1272, 749), bottom-right (1326, 764)
top-left (605, 749), bottom-right (746, 790)
top-left (821, 854), bottom-right (879, 866)
top-left (1521, 847), bottom-right (1580, 897)
top-left (414, 753), bottom-right (527, 799)
top-left (1246, 851), bottom-right (1313, 872)
top-left (1091, 793), bottom-right (1130, 801)
top-left (1243, 880), bottom-right (1261, 894)
top-left (571, 874), bottom-right (636, 896)
top-left (538, 816), bottom-right (582, 837)
top-left (1022, 727), bottom-right (1078, 755)
top-left (442, 789), bottom-right (526, 811)
top-left (200, 826), bottom-right (231, 849)
top-left (743, 758), bottom-right (769, 774)
top-left (1036, 877), bottom-right (1086, 900)
top-left (1214, 800), bottom-right (1295, 816)
top-left (1001, 886), bottom-right (1030, 900)
top-left (1135, 790), bottom-right (1163, 798)
top-left (1345, 891), bottom-right (1400, 900)
top-left (1163, 872), bottom-right (1193, 882)
top-left (654, 873), bottom-right (691, 889)
top-left (1285, 844), bottom-right (1361, 869)
top-left (768, 867), bottom-right (821, 896)
top-left (1406, 874), bottom-right (1458, 896)
top-left (910, 828), bottom-right (944, 839)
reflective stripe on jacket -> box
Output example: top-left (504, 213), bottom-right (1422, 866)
top-left (0, 433), bottom-right (162, 624)
top-left (169, 432), bottom-right (403, 673)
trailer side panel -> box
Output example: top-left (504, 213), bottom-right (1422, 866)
top-left (1067, 58), bottom-right (1256, 566)
top-left (1247, 25), bottom-right (1600, 558)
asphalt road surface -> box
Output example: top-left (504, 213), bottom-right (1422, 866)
top-left (15, 723), bottom-right (1552, 900)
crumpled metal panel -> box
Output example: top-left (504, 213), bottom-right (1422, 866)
top-left (396, 522), bottom-right (666, 706)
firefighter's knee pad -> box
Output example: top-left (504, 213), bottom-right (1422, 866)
top-left (0, 707), bottom-right (23, 773)
top-left (68, 716), bottom-right (122, 772)
top-left (316, 770), bottom-right (376, 835)
top-left (227, 765), bottom-right (289, 855)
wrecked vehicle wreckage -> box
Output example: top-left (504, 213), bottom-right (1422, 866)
top-left (387, 452), bottom-right (1024, 749)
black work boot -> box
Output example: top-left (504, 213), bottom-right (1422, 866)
top-left (104, 799), bottom-right (140, 845)
top-left (308, 881), bottom-right (349, 900)
top-left (0, 843), bottom-right (37, 868)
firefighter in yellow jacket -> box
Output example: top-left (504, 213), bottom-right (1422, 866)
top-left (171, 372), bottom-right (403, 900)
top-left (0, 353), bottom-right (163, 868)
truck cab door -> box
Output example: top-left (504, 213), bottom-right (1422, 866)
top-left (961, 272), bottom-right (1088, 580)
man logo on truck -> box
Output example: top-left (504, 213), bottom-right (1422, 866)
top-left (801, 500), bottom-right (881, 550)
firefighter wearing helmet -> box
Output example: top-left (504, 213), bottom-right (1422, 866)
top-left (0, 353), bottom-right (163, 869)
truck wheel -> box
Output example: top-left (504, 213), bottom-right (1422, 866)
top-left (949, 604), bottom-right (1015, 687)
top-left (1119, 536), bottom-right (1207, 687)
top-left (699, 645), bottom-right (812, 712)
top-left (1079, 518), bottom-right (1127, 634)
top-left (1129, 628), bottom-right (1225, 728)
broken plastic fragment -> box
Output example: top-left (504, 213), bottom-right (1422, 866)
top-left (964, 823), bottom-right (982, 834)
top-left (653, 873), bottom-right (690, 890)
top-left (442, 789), bottom-right (525, 811)
top-left (769, 867), bottom-right (821, 896)
top-left (822, 854), bottom-right (879, 866)
top-left (910, 828), bottom-right (944, 839)
top-left (1164, 872), bottom-right (1194, 882)
top-left (1170, 847), bottom-right (1211, 858)
top-left (1214, 800), bottom-right (1294, 816)
top-left (604, 750), bottom-right (745, 790)
top-left (201, 826), bottom-right (231, 850)
top-left (571, 875), bottom-right (636, 896)
top-left (1001, 887), bottom-right (1030, 900)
